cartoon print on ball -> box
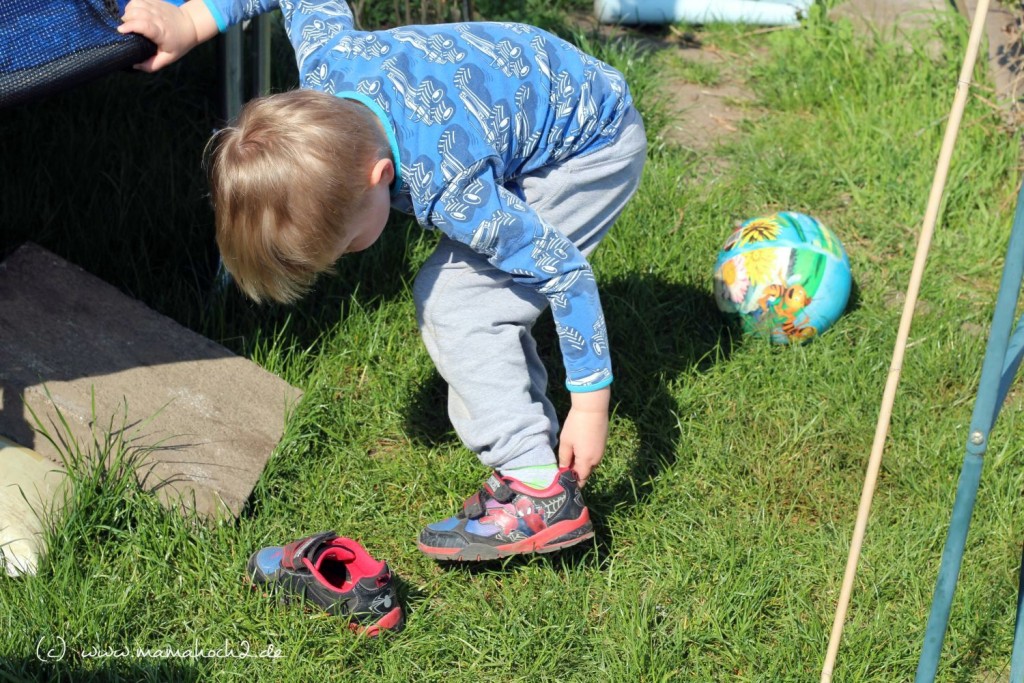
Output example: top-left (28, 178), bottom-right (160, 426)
top-left (713, 212), bottom-right (852, 344)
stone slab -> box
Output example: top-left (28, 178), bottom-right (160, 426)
top-left (831, 0), bottom-right (1024, 104)
top-left (0, 243), bottom-right (301, 519)
top-left (0, 436), bottom-right (66, 576)
top-left (830, 0), bottom-right (952, 34)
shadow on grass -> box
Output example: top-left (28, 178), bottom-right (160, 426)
top-left (845, 276), bottom-right (862, 318)
top-left (403, 272), bottom-right (736, 565)
top-left (202, 213), bottom-right (426, 355)
top-left (945, 570), bottom-right (1017, 683)
top-left (432, 541), bottom-right (604, 578)
top-left (0, 656), bottom-right (201, 683)
top-left (591, 273), bottom-right (735, 518)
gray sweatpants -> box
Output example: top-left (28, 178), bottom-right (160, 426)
top-left (412, 106), bottom-right (648, 472)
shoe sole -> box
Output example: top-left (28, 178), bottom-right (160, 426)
top-left (350, 606), bottom-right (405, 637)
top-left (417, 509), bottom-right (594, 561)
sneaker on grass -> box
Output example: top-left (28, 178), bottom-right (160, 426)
top-left (418, 467), bottom-right (594, 561)
top-left (247, 531), bottom-right (404, 636)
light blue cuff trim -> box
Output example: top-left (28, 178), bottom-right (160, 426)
top-left (565, 375), bottom-right (614, 393)
top-left (336, 91), bottom-right (405, 199)
top-left (201, 0), bottom-right (228, 32)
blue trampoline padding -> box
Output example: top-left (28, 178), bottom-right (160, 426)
top-left (0, 0), bottom-right (156, 108)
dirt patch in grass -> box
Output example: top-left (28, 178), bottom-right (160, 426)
top-left (656, 43), bottom-right (756, 152)
top-left (574, 0), bottom-right (1024, 154)
top-left (569, 12), bottom-right (759, 154)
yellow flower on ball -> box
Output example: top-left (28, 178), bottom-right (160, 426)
top-left (743, 247), bottom-right (786, 285)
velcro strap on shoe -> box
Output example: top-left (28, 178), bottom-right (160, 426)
top-left (463, 473), bottom-right (517, 518)
top-left (485, 473), bottom-right (515, 504)
top-left (281, 531), bottom-right (336, 571)
top-left (463, 491), bottom-right (486, 519)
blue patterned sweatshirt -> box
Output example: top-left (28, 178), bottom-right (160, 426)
top-left (202, 0), bottom-right (634, 392)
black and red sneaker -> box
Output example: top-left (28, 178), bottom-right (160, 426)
top-left (247, 531), bottom-right (403, 635)
top-left (418, 467), bottom-right (594, 561)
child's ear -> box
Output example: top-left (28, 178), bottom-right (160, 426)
top-left (370, 158), bottom-right (394, 187)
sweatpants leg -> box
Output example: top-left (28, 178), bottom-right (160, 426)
top-left (412, 108), bottom-right (648, 471)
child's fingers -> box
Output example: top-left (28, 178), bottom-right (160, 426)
top-left (116, 20), bottom-right (168, 71)
top-left (118, 26), bottom-right (164, 70)
top-left (133, 55), bottom-right (160, 72)
top-left (117, 18), bottom-right (159, 41)
top-left (117, 14), bottom-right (175, 71)
top-left (575, 464), bottom-right (594, 487)
top-left (149, 55), bottom-right (169, 71)
top-left (559, 445), bottom-right (592, 486)
top-left (116, 21), bottom-right (141, 36)
top-left (575, 459), bottom-right (594, 485)
top-left (119, 1), bottom-right (157, 25)
top-left (121, 0), bottom-right (160, 14)
top-left (119, 0), bottom-right (168, 36)
top-left (136, 51), bottom-right (180, 72)
top-left (574, 447), bottom-right (603, 487)
top-left (557, 441), bottom-right (574, 469)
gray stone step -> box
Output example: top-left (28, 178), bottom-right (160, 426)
top-left (0, 243), bottom-right (301, 521)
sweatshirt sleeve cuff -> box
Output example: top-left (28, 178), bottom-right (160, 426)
top-left (565, 375), bottom-right (613, 393)
top-left (201, 0), bottom-right (229, 32)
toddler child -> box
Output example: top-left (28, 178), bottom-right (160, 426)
top-left (119, 0), bottom-right (647, 561)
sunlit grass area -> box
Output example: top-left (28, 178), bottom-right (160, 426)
top-left (2, 2), bottom-right (1023, 680)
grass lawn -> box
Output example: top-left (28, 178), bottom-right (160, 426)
top-left (2, 2), bottom-right (1024, 681)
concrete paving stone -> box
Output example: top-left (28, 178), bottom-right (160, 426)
top-left (0, 243), bottom-right (302, 520)
top-left (830, 0), bottom-right (953, 34)
top-left (832, 0), bottom-right (1023, 108)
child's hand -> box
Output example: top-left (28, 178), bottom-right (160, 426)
top-left (558, 388), bottom-right (610, 487)
top-left (117, 0), bottom-right (217, 72)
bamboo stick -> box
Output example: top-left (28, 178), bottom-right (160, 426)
top-left (820, 1), bottom-right (993, 680)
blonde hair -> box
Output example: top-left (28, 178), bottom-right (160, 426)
top-left (208, 89), bottom-right (390, 303)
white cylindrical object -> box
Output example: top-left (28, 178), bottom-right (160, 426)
top-left (772, 0), bottom-right (813, 9)
top-left (595, 0), bottom-right (803, 25)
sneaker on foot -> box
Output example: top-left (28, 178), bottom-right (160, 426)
top-left (247, 531), bottom-right (404, 635)
top-left (418, 467), bottom-right (594, 561)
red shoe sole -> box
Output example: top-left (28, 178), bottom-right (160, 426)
top-left (349, 606), bottom-right (405, 637)
top-left (418, 508), bottom-right (594, 561)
